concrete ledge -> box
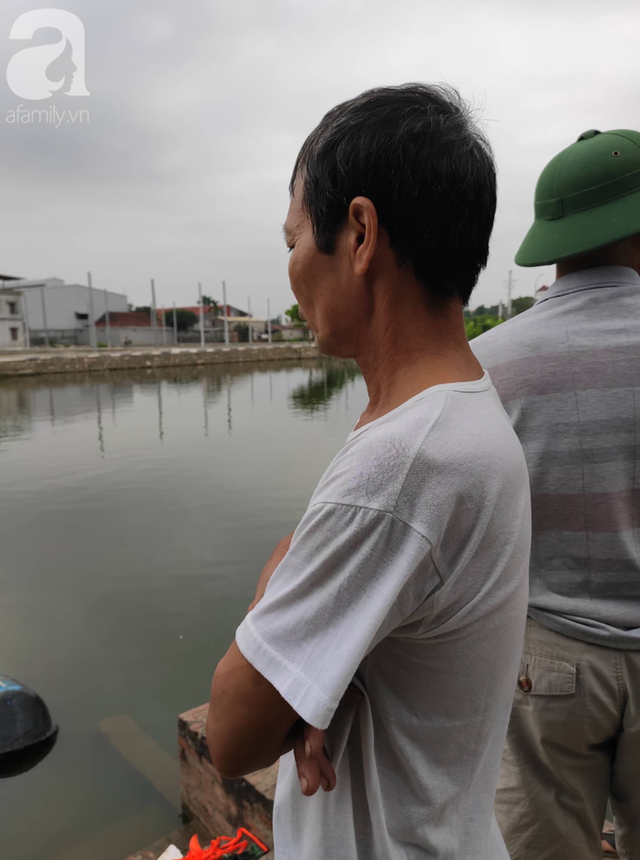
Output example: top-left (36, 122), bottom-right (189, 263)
top-left (178, 703), bottom-right (277, 855)
top-left (0, 343), bottom-right (319, 378)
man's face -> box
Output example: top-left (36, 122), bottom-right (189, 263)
top-left (283, 178), bottom-right (360, 358)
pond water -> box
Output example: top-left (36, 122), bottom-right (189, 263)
top-left (0, 357), bottom-right (365, 860)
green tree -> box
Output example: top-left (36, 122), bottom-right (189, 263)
top-left (512, 296), bottom-right (535, 315)
top-left (201, 295), bottom-right (220, 316)
top-left (471, 304), bottom-right (499, 317)
top-left (285, 303), bottom-right (304, 326)
top-left (233, 322), bottom-right (249, 342)
top-left (135, 306), bottom-right (152, 314)
top-left (465, 314), bottom-right (503, 340)
top-left (164, 309), bottom-right (198, 332)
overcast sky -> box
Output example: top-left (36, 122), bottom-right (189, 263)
top-left (1, 0), bottom-right (639, 317)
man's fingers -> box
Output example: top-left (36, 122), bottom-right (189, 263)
top-left (300, 724), bottom-right (336, 792)
top-left (317, 748), bottom-right (337, 791)
top-left (293, 725), bottom-right (321, 796)
top-left (293, 723), bottom-right (338, 794)
top-left (302, 723), bottom-right (326, 760)
top-left (293, 687), bottom-right (363, 797)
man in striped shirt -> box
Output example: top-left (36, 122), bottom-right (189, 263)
top-left (472, 128), bottom-right (640, 860)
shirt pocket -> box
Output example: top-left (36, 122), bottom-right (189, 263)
top-left (517, 651), bottom-right (577, 696)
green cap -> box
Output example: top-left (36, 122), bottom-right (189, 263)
top-left (515, 128), bottom-right (640, 267)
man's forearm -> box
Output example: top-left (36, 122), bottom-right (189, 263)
top-left (207, 640), bottom-right (301, 779)
top-left (207, 530), bottom-right (299, 779)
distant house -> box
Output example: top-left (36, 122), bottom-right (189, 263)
top-left (84, 310), bottom-right (156, 346)
top-left (2, 276), bottom-right (128, 345)
top-left (0, 288), bottom-right (26, 348)
top-left (156, 306), bottom-right (221, 330)
top-left (98, 312), bottom-right (151, 328)
top-left (217, 304), bottom-right (248, 318)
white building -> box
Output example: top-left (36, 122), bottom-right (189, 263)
top-left (3, 277), bottom-right (129, 345)
top-left (0, 289), bottom-right (26, 348)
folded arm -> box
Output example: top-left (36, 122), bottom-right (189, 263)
top-left (207, 639), bottom-right (301, 779)
top-left (207, 531), bottom-right (298, 778)
top-left (207, 529), bottom-right (337, 792)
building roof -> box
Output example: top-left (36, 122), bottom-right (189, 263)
top-left (0, 274), bottom-right (23, 282)
top-left (96, 312), bottom-right (151, 327)
top-left (157, 306), bottom-right (215, 319)
top-left (218, 304), bottom-right (248, 316)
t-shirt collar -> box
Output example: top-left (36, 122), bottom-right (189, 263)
top-left (536, 265), bottom-right (640, 305)
top-left (347, 371), bottom-right (491, 441)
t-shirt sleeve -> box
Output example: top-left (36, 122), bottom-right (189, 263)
top-left (235, 501), bottom-right (439, 729)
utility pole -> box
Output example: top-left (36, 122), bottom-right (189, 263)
top-left (150, 278), bottom-right (159, 347)
top-left (222, 280), bottom-right (229, 345)
top-left (247, 295), bottom-right (252, 344)
top-left (198, 282), bottom-right (205, 349)
top-left (40, 288), bottom-right (50, 348)
top-left (505, 270), bottom-right (515, 319)
top-left (87, 271), bottom-right (97, 349)
top-left (267, 298), bottom-right (272, 344)
top-left (173, 301), bottom-right (178, 346)
top-left (103, 287), bottom-right (110, 347)
top-left (498, 299), bottom-right (504, 321)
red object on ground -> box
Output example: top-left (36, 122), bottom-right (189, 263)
top-left (183, 827), bottom-right (268, 859)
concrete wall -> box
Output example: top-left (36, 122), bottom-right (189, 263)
top-left (8, 281), bottom-right (128, 334)
top-left (78, 326), bottom-right (158, 347)
top-left (278, 327), bottom-right (310, 341)
top-left (29, 329), bottom-right (81, 347)
top-left (0, 342), bottom-right (320, 378)
top-left (178, 703), bottom-right (276, 854)
top-left (77, 327), bottom-right (242, 346)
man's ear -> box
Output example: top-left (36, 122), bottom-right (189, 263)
top-left (347, 196), bottom-right (379, 278)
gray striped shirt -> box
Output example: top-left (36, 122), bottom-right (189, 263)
top-left (471, 266), bottom-right (640, 649)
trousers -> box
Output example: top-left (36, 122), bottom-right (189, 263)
top-left (495, 616), bottom-right (640, 860)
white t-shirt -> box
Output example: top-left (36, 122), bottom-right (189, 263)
top-left (235, 372), bottom-right (531, 860)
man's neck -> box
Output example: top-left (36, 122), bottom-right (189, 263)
top-left (556, 249), bottom-right (640, 280)
top-left (351, 302), bottom-right (483, 427)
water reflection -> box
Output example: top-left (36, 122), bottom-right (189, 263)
top-left (96, 385), bottom-right (105, 456)
top-left (0, 358), bottom-right (362, 455)
top-left (289, 362), bottom-right (362, 414)
top-left (157, 381), bottom-right (164, 444)
top-left (203, 380), bottom-right (209, 438)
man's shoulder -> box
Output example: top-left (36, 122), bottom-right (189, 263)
top-left (470, 310), bottom-right (537, 365)
top-left (313, 389), bottom-right (454, 513)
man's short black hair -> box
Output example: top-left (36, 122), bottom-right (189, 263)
top-left (290, 83), bottom-right (497, 306)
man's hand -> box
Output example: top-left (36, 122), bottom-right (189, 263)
top-left (246, 532), bottom-right (364, 797)
top-left (248, 530), bottom-right (296, 612)
top-left (293, 722), bottom-right (336, 796)
top-left (293, 684), bottom-right (364, 796)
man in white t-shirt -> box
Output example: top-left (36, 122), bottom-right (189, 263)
top-left (206, 83), bottom-right (531, 859)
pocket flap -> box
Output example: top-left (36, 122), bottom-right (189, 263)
top-left (518, 651), bottom-right (577, 696)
